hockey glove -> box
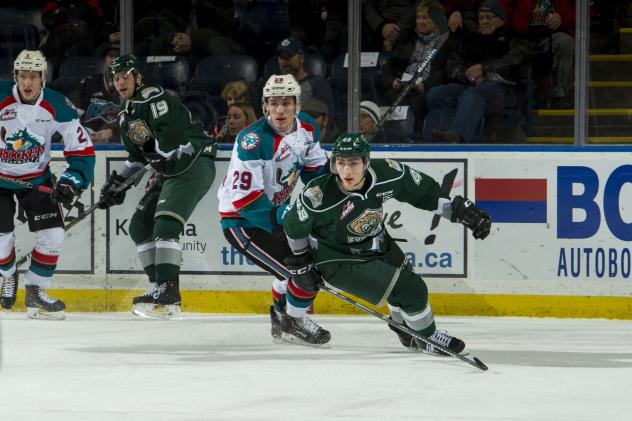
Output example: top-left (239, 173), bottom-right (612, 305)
top-left (50, 178), bottom-right (79, 206)
top-left (97, 171), bottom-right (128, 209)
top-left (450, 195), bottom-right (492, 240)
top-left (284, 252), bottom-right (322, 293)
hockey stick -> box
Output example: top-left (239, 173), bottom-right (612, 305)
top-left (16, 163), bottom-right (152, 268)
top-left (367, 30), bottom-right (450, 142)
top-left (319, 283), bottom-right (488, 371)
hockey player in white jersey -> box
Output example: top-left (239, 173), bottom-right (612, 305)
top-left (217, 74), bottom-right (331, 345)
top-left (0, 50), bottom-right (95, 319)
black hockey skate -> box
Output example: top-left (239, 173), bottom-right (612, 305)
top-left (269, 305), bottom-right (283, 342)
top-left (132, 280), bottom-right (181, 319)
top-left (1, 272), bottom-right (18, 310)
top-left (280, 314), bottom-right (331, 346)
top-left (389, 323), bottom-right (465, 355)
top-left (132, 283), bottom-right (158, 305)
top-left (24, 285), bottom-right (65, 320)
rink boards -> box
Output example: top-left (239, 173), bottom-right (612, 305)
top-left (12, 146), bottom-right (632, 319)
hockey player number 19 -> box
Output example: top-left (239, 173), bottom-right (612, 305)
top-left (232, 170), bottom-right (252, 190)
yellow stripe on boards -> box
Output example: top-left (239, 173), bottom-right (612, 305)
top-left (6, 290), bottom-right (632, 320)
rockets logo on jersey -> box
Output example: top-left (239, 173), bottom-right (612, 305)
top-left (0, 127), bottom-right (45, 164)
top-left (241, 132), bottom-right (260, 151)
top-left (0, 108), bottom-right (17, 121)
top-left (348, 208), bottom-right (383, 236)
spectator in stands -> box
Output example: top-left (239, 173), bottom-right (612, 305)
top-left (381, 0), bottom-right (453, 133)
top-left (40, 0), bottom-right (106, 67)
top-left (215, 103), bottom-right (257, 144)
top-left (108, 0), bottom-right (190, 56)
top-left (275, 38), bottom-right (336, 119)
top-left (211, 80), bottom-right (256, 140)
top-left (288, 0), bottom-right (347, 61)
top-left (427, 0), bottom-right (530, 143)
top-left (359, 100), bottom-right (385, 142)
top-left (170, 0), bottom-right (244, 58)
top-left (504, 0), bottom-right (575, 108)
top-left (362, 0), bottom-right (420, 52)
top-left (302, 98), bottom-right (339, 143)
top-left (68, 42), bottom-right (121, 144)
top-left (443, 0), bottom-right (484, 34)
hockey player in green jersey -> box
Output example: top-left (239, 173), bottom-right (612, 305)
top-left (98, 55), bottom-right (216, 318)
top-left (283, 133), bottom-right (492, 354)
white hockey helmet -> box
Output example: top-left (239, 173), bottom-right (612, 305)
top-left (14, 50), bottom-right (48, 86)
top-left (262, 74), bottom-right (301, 114)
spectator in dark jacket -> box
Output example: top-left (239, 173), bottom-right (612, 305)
top-left (68, 43), bottom-right (121, 143)
top-left (503, 0), bottom-right (575, 107)
top-left (443, 0), bottom-right (484, 34)
top-left (275, 38), bottom-right (336, 120)
top-left (362, 0), bottom-right (420, 51)
top-left (427, 0), bottom-right (531, 143)
top-left (381, 0), bottom-right (453, 131)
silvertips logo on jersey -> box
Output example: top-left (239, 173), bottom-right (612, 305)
top-left (348, 208), bottom-right (383, 235)
top-left (0, 127), bottom-right (45, 164)
top-left (240, 132), bottom-right (260, 151)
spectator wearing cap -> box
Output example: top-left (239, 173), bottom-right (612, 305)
top-left (302, 98), bottom-right (339, 143)
top-left (382, 0), bottom-right (455, 135)
top-left (426, 0), bottom-right (530, 143)
top-left (359, 100), bottom-right (385, 142)
top-left (68, 43), bottom-right (122, 144)
top-left (275, 37), bottom-right (336, 120)
top-left (503, 0), bottom-right (575, 108)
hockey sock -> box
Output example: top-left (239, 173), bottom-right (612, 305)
top-left (286, 279), bottom-right (317, 318)
top-left (272, 278), bottom-right (288, 313)
top-left (135, 240), bottom-right (156, 282)
top-left (154, 216), bottom-right (182, 283)
top-left (0, 232), bottom-right (16, 276)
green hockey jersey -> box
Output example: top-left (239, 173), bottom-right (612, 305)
top-left (283, 158), bottom-right (449, 264)
top-left (119, 86), bottom-right (214, 177)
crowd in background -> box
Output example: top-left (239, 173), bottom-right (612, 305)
top-left (0, 0), bottom-right (629, 144)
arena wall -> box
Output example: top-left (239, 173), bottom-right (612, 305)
top-left (12, 146), bottom-right (631, 319)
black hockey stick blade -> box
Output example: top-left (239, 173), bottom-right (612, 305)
top-left (320, 283), bottom-right (488, 371)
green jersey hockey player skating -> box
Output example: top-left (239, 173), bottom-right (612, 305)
top-left (283, 133), bottom-right (492, 354)
top-left (98, 55), bottom-right (216, 318)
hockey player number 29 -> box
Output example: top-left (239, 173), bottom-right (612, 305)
top-left (232, 170), bottom-right (252, 190)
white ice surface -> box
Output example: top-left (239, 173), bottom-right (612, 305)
top-left (1, 313), bottom-right (631, 421)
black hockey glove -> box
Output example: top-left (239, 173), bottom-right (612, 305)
top-left (97, 171), bottom-right (128, 209)
top-left (142, 139), bottom-right (167, 173)
top-left (450, 195), bottom-right (492, 240)
top-left (284, 252), bottom-right (322, 293)
top-left (50, 178), bottom-right (79, 206)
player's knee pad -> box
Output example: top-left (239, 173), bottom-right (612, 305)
top-left (34, 227), bottom-right (65, 255)
top-left (153, 215), bottom-right (183, 268)
top-left (153, 215), bottom-right (182, 240)
top-left (129, 211), bottom-right (154, 244)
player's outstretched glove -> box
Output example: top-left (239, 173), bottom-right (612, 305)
top-left (450, 195), bottom-right (492, 239)
top-left (98, 171), bottom-right (128, 209)
top-left (284, 252), bottom-right (322, 293)
top-left (50, 178), bottom-right (79, 206)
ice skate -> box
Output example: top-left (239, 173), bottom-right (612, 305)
top-left (132, 281), bottom-right (181, 319)
top-left (132, 283), bottom-right (158, 305)
top-left (417, 330), bottom-right (465, 356)
top-left (269, 305), bottom-right (284, 343)
top-left (1, 272), bottom-right (18, 310)
top-left (25, 285), bottom-right (65, 320)
top-left (280, 313), bottom-right (331, 347)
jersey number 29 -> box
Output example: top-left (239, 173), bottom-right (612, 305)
top-left (232, 170), bottom-right (252, 190)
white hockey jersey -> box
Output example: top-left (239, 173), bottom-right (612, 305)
top-left (218, 113), bottom-right (328, 232)
top-left (0, 81), bottom-right (95, 189)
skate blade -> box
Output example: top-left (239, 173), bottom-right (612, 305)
top-left (26, 307), bottom-right (66, 320)
top-left (132, 303), bottom-right (181, 319)
top-left (278, 332), bottom-right (331, 348)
